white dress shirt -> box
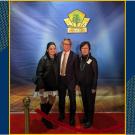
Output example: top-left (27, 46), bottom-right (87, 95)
top-left (60, 50), bottom-right (70, 76)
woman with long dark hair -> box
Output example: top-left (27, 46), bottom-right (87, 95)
top-left (33, 42), bottom-right (58, 128)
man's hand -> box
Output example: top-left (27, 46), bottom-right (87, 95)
top-left (75, 85), bottom-right (80, 91)
top-left (92, 89), bottom-right (96, 94)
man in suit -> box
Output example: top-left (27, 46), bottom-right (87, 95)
top-left (57, 38), bottom-right (78, 126)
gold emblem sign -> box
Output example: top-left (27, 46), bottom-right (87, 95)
top-left (64, 10), bottom-right (90, 33)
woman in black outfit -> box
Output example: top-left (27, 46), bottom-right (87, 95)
top-left (79, 41), bottom-right (98, 128)
top-left (33, 42), bottom-right (58, 128)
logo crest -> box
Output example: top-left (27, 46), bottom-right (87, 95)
top-left (64, 10), bottom-right (90, 33)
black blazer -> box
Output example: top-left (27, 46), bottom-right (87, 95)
top-left (79, 54), bottom-right (98, 90)
top-left (57, 51), bottom-right (79, 89)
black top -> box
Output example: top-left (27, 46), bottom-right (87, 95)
top-left (79, 53), bottom-right (98, 89)
top-left (35, 55), bottom-right (58, 91)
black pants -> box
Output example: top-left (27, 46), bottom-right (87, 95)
top-left (80, 87), bottom-right (96, 124)
top-left (58, 76), bottom-right (76, 119)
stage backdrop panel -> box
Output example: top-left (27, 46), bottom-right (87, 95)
top-left (10, 2), bottom-right (124, 112)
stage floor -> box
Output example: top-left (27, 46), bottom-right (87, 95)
top-left (10, 112), bottom-right (125, 134)
top-left (10, 84), bottom-right (125, 112)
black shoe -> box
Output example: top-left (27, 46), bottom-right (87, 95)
top-left (58, 114), bottom-right (65, 121)
top-left (41, 118), bottom-right (53, 129)
top-left (84, 121), bottom-right (92, 128)
top-left (45, 102), bottom-right (53, 114)
top-left (40, 103), bottom-right (53, 129)
top-left (40, 103), bottom-right (47, 112)
top-left (70, 118), bottom-right (75, 126)
top-left (80, 117), bottom-right (87, 124)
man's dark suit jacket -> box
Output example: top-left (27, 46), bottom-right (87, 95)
top-left (57, 51), bottom-right (79, 89)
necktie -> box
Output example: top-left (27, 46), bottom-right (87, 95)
top-left (61, 52), bottom-right (67, 76)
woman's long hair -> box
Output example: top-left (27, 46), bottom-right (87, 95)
top-left (45, 42), bottom-right (56, 58)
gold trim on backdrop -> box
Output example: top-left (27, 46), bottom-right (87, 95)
top-left (9, 1), bottom-right (126, 135)
top-left (10, 134), bottom-right (126, 135)
top-left (9, 0), bottom-right (126, 2)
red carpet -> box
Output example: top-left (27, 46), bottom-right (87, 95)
top-left (10, 112), bottom-right (125, 134)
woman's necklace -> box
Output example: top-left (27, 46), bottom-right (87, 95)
top-left (80, 55), bottom-right (89, 71)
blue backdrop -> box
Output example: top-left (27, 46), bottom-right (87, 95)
top-left (10, 2), bottom-right (124, 85)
